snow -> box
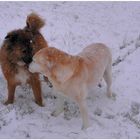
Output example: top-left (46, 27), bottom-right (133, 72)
top-left (0, 1), bottom-right (140, 138)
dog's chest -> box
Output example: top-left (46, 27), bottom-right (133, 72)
top-left (15, 68), bottom-right (30, 84)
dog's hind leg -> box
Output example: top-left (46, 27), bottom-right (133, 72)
top-left (103, 62), bottom-right (112, 98)
top-left (4, 81), bottom-right (16, 105)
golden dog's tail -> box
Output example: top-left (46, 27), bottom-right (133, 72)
top-left (26, 12), bottom-right (45, 32)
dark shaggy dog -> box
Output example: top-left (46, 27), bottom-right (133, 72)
top-left (0, 13), bottom-right (48, 106)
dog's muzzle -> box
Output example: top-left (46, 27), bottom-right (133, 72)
top-left (22, 56), bottom-right (33, 65)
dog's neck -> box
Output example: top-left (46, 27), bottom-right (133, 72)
top-left (47, 56), bottom-right (82, 86)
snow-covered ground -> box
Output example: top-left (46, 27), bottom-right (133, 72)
top-left (0, 1), bottom-right (140, 138)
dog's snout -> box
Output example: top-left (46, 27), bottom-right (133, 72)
top-left (22, 56), bottom-right (33, 64)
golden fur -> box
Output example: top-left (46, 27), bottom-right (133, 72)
top-left (29, 43), bottom-right (112, 129)
top-left (0, 13), bottom-right (48, 106)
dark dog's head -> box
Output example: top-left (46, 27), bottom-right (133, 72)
top-left (2, 13), bottom-right (46, 67)
top-left (5, 29), bottom-right (34, 66)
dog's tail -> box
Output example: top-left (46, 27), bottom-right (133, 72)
top-left (26, 12), bottom-right (45, 32)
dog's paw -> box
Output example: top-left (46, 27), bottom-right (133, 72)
top-left (112, 93), bottom-right (117, 100)
top-left (35, 101), bottom-right (44, 107)
top-left (107, 92), bottom-right (116, 100)
top-left (51, 111), bottom-right (58, 117)
top-left (48, 82), bottom-right (53, 88)
top-left (107, 93), bottom-right (112, 98)
top-left (51, 109), bottom-right (63, 117)
top-left (4, 100), bottom-right (14, 105)
top-left (81, 123), bottom-right (90, 130)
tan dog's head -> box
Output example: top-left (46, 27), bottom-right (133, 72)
top-left (29, 47), bottom-right (47, 74)
top-left (29, 47), bottom-right (71, 73)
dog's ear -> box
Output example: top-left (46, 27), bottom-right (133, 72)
top-left (5, 33), bottom-right (18, 43)
top-left (5, 34), bottom-right (10, 39)
top-left (38, 55), bottom-right (54, 69)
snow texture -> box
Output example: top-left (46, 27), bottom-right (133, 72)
top-left (0, 1), bottom-right (140, 138)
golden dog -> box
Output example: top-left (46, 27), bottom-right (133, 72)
top-left (29, 43), bottom-right (112, 129)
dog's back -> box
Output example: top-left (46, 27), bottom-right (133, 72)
top-left (78, 43), bottom-right (112, 87)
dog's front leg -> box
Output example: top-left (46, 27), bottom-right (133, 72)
top-left (29, 74), bottom-right (43, 106)
top-left (4, 81), bottom-right (16, 105)
top-left (75, 95), bottom-right (89, 130)
top-left (51, 94), bottom-right (65, 117)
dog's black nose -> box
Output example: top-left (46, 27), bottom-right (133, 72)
top-left (22, 56), bottom-right (33, 64)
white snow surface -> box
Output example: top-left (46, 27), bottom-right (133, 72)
top-left (0, 1), bottom-right (140, 138)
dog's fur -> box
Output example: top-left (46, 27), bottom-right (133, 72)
top-left (0, 13), bottom-right (48, 106)
top-left (29, 43), bottom-right (112, 129)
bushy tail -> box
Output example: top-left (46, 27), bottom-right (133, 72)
top-left (26, 12), bottom-right (45, 32)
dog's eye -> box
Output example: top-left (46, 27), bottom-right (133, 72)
top-left (22, 50), bottom-right (27, 53)
top-left (30, 40), bottom-right (33, 43)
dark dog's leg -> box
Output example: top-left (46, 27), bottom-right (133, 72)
top-left (4, 81), bottom-right (16, 105)
top-left (29, 74), bottom-right (43, 106)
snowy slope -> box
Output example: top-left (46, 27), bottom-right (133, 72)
top-left (0, 1), bottom-right (140, 138)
